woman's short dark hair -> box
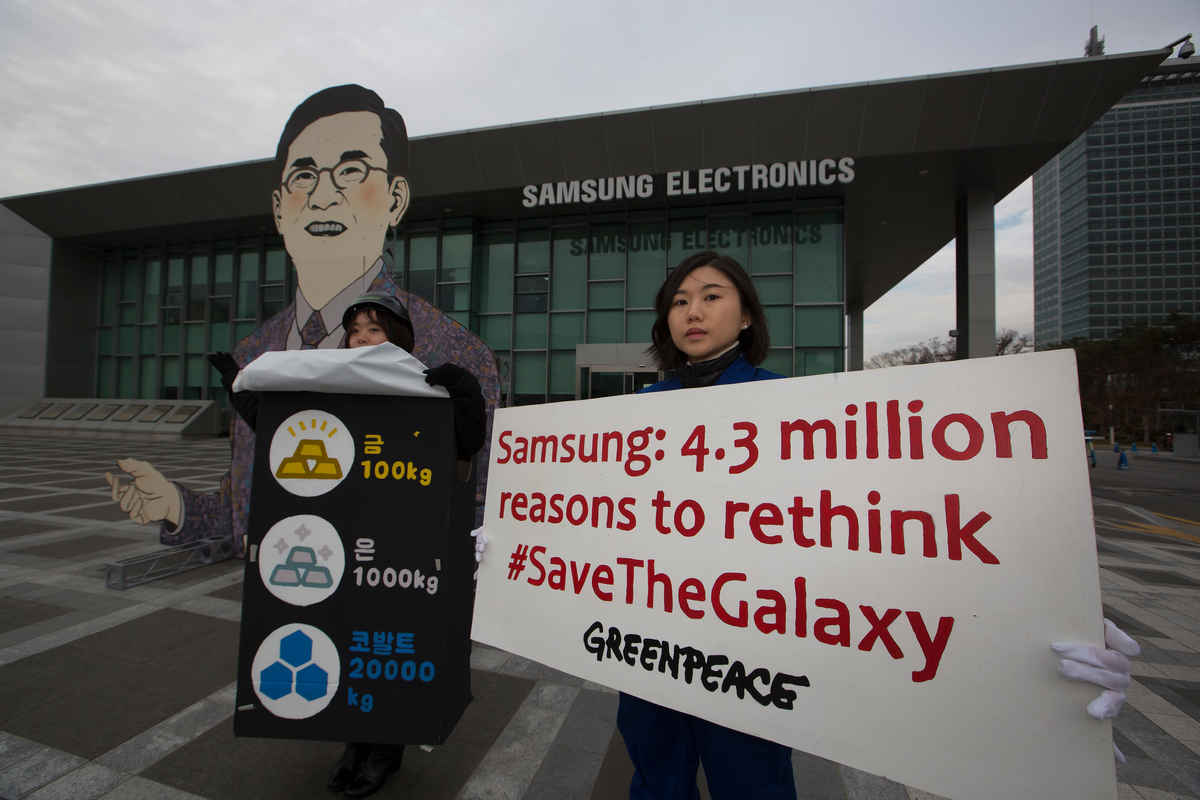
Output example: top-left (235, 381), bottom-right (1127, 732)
top-left (342, 307), bottom-right (415, 353)
top-left (646, 251), bottom-right (771, 369)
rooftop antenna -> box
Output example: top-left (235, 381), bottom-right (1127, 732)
top-left (1085, 25), bottom-right (1105, 58)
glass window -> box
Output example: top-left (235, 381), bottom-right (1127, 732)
top-left (795, 212), bottom-right (843, 303)
top-left (185, 323), bottom-right (205, 353)
top-left (552, 229), bottom-right (586, 310)
top-left (209, 321), bottom-right (229, 352)
top-left (261, 285), bottom-right (284, 321)
top-left (550, 313), bottom-right (584, 349)
top-left (626, 309), bottom-right (655, 343)
top-left (139, 326), bottom-right (157, 353)
top-left (589, 282), bottom-right (624, 309)
top-left (516, 275), bottom-right (548, 312)
top-left (760, 349), bottom-right (793, 377)
top-left (100, 263), bottom-right (117, 325)
top-left (751, 213), bottom-right (792, 274)
top-left (480, 315), bottom-right (511, 350)
top-left (627, 223), bottom-right (666, 308)
top-left (210, 296), bottom-right (230, 323)
top-left (142, 261), bottom-right (161, 323)
top-left (117, 326), bottom-right (135, 355)
top-left (668, 218), bottom-right (708, 266)
top-left (185, 355), bottom-right (205, 399)
top-left (188, 255), bottom-right (208, 321)
top-left (795, 348), bottom-right (841, 376)
top-left (514, 351), bottom-right (547, 404)
top-left (477, 234), bottom-right (514, 313)
top-left (161, 356), bottom-right (179, 400)
top-left (518, 229), bottom-right (550, 274)
top-left (161, 324), bottom-right (179, 354)
top-left (408, 234), bottom-right (437, 302)
top-left (165, 258), bottom-right (184, 307)
top-left (117, 357), bottom-right (135, 398)
top-left (438, 284), bottom-right (471, 312)
top-left (550, 351), bottom-right (576, 400)
top-left (97, 358), bottom-right (114, 398)
top-left (214, 252), bottom-right (233, 296)
top-left (121, 259), bottom-right (138, 302)
top-left (763, 305), bottom-right (792, 344)
top-left (590, 224), bottom-right (626, 280)
top-left (235, 321), bottom-right (257, 342)
top-left (120, 304), bottom-right (136, 325)
top-left (237, 252), bottom-right (257, 318)
top-left (587, 310), bottom-right (623, 343)
top-left (264, 247), bottom-right (287, 283)
top-left (441, 232), bottom-right (472, 282)
top-left (753, 275), bottom-right (791, 304)
top-left (139, 356), bottom-right (156, 399)
top-left (794, 306), bottom-right (844, 347)
top-left (97, 329), bottom-right (112, 356)
top-left (514, 313), bottom-right (547, 349)
top-left (710, 216), bottom-right (748, 266)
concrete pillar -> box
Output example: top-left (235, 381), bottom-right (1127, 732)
top-left (0, 205), bottom-right (52, 415)
top-left (847, 302), bottom-right (864, 370)
top-left (955, 188), bottom-right (996, 359)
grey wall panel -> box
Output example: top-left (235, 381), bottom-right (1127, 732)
top-left (752, 93), bottom-right (809, 163)
top-left (45, 240), bottom-right (99, 400)
top-left (972, 66), bottom-right (1055, 150)
top-left (0, 330), bottom-right (51, 364)
top-left (0, 296), bottom-right (49, 333)
top-left (650, 105), bottom-right (704, 173)
top-left (468, 128), bottom-right (526, 190)
top-left (511, 124), bottom-right (566, 186)
top-left (0, 205), bottom-right (50, 416)
top-left (701, 98), bottom-right (755, 167)
top-left (806, 84), bottom-right (868, 158)
top-left (913, 72), bottom-right (990, 153)
top-left (858, 80), bottom-right (927, 157)
top-left (602, 111), bottom-right (657, 177)
top-left (408, 139), bottom-right (447, 196)
top-left (0, 262), bottom-right (52, 301)
top-left (429, 133), bottom-right (486, 195)
top-left (557, 117), bottom-right (611, 179)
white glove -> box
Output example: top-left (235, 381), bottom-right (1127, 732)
top-left (470, 528), bottom-right (488, 580)
top-left (1051, 618), bottom-right (1141, 762)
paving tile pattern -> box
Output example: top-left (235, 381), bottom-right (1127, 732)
top-left (0, 433), bottom-right (1196, 799)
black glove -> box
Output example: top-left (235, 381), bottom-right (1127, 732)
top-left (424, 364), bottom-right (487, 460)
top-left (207, 352), bottom-right (259, 433)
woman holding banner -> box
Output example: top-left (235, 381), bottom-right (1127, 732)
top-left (611, 251), bottom-right (1141, 799)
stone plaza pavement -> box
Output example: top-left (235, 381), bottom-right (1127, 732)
top-left (0, 431), bottom-right (1197, 799)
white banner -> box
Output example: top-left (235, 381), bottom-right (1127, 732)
top-left (472, 351), bottom-right (1114, 800)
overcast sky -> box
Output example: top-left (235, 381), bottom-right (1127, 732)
top-left (1, 0), bottom-right (1195, 357)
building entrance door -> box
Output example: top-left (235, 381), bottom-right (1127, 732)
top-left (585, 370), bottom-right (661, 399)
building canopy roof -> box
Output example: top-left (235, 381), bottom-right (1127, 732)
top-left (2, 47), bottom-right (1171, 308)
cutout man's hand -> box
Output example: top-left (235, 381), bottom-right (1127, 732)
top-left (105, 458), bottom-right (182, 527)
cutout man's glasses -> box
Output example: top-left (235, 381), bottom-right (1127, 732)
top-left (282, 159), bottom-right (393, 194)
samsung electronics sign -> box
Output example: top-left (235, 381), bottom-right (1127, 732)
top-left (522, 158), bottom-right (855, 208)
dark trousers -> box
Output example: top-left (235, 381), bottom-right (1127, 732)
top-left (617, 692), bottom-right (797, 800)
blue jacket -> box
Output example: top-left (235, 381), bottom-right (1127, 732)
top-left (637, 354), bottom-right (785, 392)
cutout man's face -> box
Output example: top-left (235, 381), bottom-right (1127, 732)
top-left (272, 111), bottom-right (409, 275)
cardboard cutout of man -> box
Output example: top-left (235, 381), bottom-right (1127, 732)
top-left (106, 85), bottom-right (499, 555)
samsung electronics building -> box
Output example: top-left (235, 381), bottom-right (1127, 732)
top-left (0, 47), bottom-right (1171, 426)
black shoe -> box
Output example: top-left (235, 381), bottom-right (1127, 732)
top-left (327, 742), bottom-right (370, 792)
top-left (344, 744), bottom-right (404, 799)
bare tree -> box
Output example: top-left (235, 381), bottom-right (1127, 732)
top-left (866, 329), bottom-right (1033, 369)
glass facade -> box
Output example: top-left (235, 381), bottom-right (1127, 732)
top-left (95, 201), bottom-right (844, 406)
top-left (1033, 61), bottom-right (1199, 344)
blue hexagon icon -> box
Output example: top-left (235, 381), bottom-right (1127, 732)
top-left (295, 663), bottom-right (329, 701)
top-left (259, 660), bottom-right (293, 700)
top-left (279, 630), bottom-right (312, 667)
